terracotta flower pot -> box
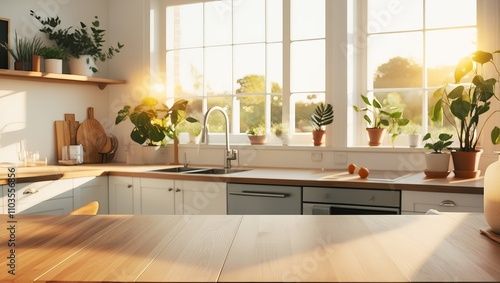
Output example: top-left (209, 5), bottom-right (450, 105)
top-left (366, 128), bottom-right (386, 146)
top-left (451, 149), bottom-right (483, 178)
top-left (248, 135), bottom-right (266, 145)
top-left (312, 130), bottom-right (325, 146)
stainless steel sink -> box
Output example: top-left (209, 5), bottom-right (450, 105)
top-left (183, 168), bottom-right (249, 174)
top-left (149, 167), bottom-right (249, 174)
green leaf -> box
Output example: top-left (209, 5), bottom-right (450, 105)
top-left (492, 126), bottom-right (500, 145)
top-left (422, 133), bottom-right (431, 141)
top-left (361, 95), bottom-right (371, 106)
top-left (438, 133), bottom-right (453, 141)
top-left (454, 56), bottom-right (473, 83)
top-left (471, 50), bottom-right (492, 64)
top-left (449, 99), bottom-right (470, 120)
top-left (448, 85), bottom-right (464, 99)
top-left (372, 98), bottom-right (382, 109)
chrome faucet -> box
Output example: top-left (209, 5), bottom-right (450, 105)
top-left (201, 106), bottom-right (238, 169)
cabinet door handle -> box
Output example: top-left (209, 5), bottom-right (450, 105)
top-left (175, 188), bottom-right (181, 192)
top-left (168, 187), bottom-right (173, 192)
top-left (229, 191), bottom-right (287, 198)
top-left (23, 188), bottom-right (39, 195)
top-left (127, 184), bottom-right (133, 188)
top-left (440, 200), bottom-right (456, 207)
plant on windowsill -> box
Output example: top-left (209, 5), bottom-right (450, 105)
top-left (402, 122), bottom-right (422, 148)
top-left (308, 103), bottom-right (334, 146)
top-left (247, 123), bottom-right (267, 145)
top-left (30, 10), bottom-right (124, 76)
top-left (271, 122), bottom-right (290, 145)
top-left (353, 94), bottom-right (408, 146)
top-left (115, 97), bottom-right (197, 164)
top-left (422, 132), bottom-right (454, 176)
top-left (431, 50), bottom-right (500, 178)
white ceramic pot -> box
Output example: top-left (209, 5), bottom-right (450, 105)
top-left (408, 134), bottom-right (421, 148)
top-left (484, 153), bottom-right (500, 233)
top-left (44, 59), bottom-right (63, 74)
top-left (68, 55), bottom-right (96, 76)
top-left (425, 152), bottom-right (451, 172)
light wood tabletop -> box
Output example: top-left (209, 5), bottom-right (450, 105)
top-left (0, 213), bottom-right (498, 282)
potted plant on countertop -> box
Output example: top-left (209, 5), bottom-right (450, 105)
top-left (431, 50), bottom-right (500, 178)
top-left (30, 10), bottom-right (124, 76)
top-left (422, 132), bottom-right (454, 177)
top-left (115, 97), bottom-right (197, 164)
top-left (247, 123), bottom-right (267, 145)
top-left (309, 102), bottom-right (334, 146)
top-left (38, 46), bottom-right (66, 74)
top-left (353, 94), bottom-right (407, 146)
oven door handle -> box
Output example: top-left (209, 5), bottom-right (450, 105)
top-left (229, 191), bottom-right (287, 198)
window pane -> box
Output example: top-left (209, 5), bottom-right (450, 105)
top-left (234, 44), bottom-right (266, 93)
top-left (166, 49), bottom-right (203, 97)
top-left (426, 28), bottom-right (476, 87)
top-left (291, 40), bottom-right (325, 92)
top-left (267, 43), bottom-right (283, 93)
top-left (167, 4), bottom-right (203, 50)
top-left (369, 32), bottom-right (423, 89)
top-left (426, 0), bottom-right (476, 29)
top-left (234, 0), bottom-right (265, 44)
top-left (239, 95), bottom-right (266, 133)
top-left (271, 93), bottom-right (283, 126)
top-left (205, 46), bottom-right (232, 95)
top-left (205, 1), bottom-right (232, 46)
top-left (291, 0), bottom-right (325, 40)
top-left (291, 93), bottom-right (325, 133)
top-left (207, 98), bottom-right (233, 133)
top-left (267, 0), bottom-right (283, 42)
top-left (373, 91), bottom-right (423, 126)
top-left (367, 0), bottom-right (422, 33)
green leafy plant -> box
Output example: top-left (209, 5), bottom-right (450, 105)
top-left (432, 50), bottom-right (500, 151)
top-left (247, 123), bottom-right (266, 136)
top-left (309, 103), bottom-right (334, 131)
top-left (115, 98), bottom-right (197, 146)
top-left (422, 133), bottom-right (453, 153)
top-left (38, 46), bottom-right (66, 60)
top-left (0, 32), bottom-right (43, 69)
top-left (30, 10), bottom-right (124, 72)
top-left (271, 123), bottom-right (288, 137)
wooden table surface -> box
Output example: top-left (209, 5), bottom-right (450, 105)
top-left (0, 213), bottom-right (498, 282)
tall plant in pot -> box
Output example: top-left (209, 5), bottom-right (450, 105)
top-left (422, 132), bottom-right (453, 177)
top-left (309, 103), bottom-right (334, 146)
top-left (353, 94), bottom-right (407, 146)
top-left (31, 10), bottom-right (124, 76)
top-left (431, 50), bottom-right (500, 178)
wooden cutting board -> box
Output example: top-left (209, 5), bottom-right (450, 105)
top-left (64, 113), bottom-right (79, 145)
top-left (54, 121), bottom-right (71, 160)
top-left (76, 107), bottom-right (106, 164)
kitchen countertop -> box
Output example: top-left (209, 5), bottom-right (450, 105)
top-left (0, 163), bottom-right (484, 194)
top-left (1, 213), bottom-right (498, 282)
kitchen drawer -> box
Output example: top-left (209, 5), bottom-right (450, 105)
top-left (402, 191), bottom-right (483, 213)
top-left (303, 187), bottom-right (401, 208)
top-left (227, 183), bottom-right (302, 215)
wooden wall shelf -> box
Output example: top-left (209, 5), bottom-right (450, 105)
top-left (0, 69), bottom-right (125, 90)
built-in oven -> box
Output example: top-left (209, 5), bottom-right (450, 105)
top-left (302, 186), bottom-right (401, 215)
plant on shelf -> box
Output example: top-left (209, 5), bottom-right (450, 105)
top-left (431, 50), bottom-right (500, 177)
top-left (247, 123), bottom-right (267, 145)
top-left (30, 10), bottom-right (124, 74)
top-left (353, 94), bottom-right (408, 146)
top-left (308, 103), bottom-right (334, 146)
top-left (0, 32), bottom-right (43, 71)
top-left (38, 46), bottom-right (66, 60)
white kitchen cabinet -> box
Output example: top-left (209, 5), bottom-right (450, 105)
top-left (2, 179), bottom-right (74, 215)
top-left (73, 176), bottom-right (109, 214)
top-left (402, 190), bottom-right (483, 214)
top-left (179, 180), bottom-right (227, 215)
top-left (108, 176), bottom-right (140, 214)
top-left (139, 178), bottom-right (227, 215)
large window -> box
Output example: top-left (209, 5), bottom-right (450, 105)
top-left (165, 0), bottom-right (326, 144)
top-left (360, 0), bottom-right (477, 146)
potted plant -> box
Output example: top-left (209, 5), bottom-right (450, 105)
top-left (432, 50), bottom-right (500, 178)
top-left (0, 32), bottom-right (43, 71)
top-left (402, 122), bottom-right (422, 148)
top-left (38, 46), bottom-right (66, 73)
top-left (308, 103), bottom-right (334, 146)
top-left (353, 94), bottom-right (407, 146)
top-left (422, 132), bottom-right (453, 177)
top-left (271, 122), bottom-right (289, 145)
top-left (247, 123), bottom-right (267, 145)
top-left (115, 97), bottom-right (196, 164)
top-left (31, 10), bottom-right (124, 76)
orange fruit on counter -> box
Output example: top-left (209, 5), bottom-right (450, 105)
top-left (358, 167), bottom-right (369, 179)
top-left (347, 163), bottom-right (357, 174)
